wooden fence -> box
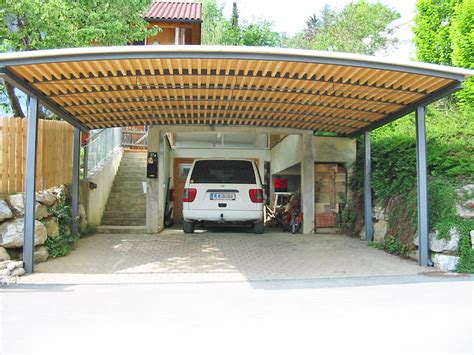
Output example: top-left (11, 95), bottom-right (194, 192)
top-left (0, 117), bottom-right (74, 194)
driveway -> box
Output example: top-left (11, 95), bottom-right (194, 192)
top-left (20, 230), bottom-right (429, 284)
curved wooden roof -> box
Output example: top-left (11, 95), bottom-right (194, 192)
top-left (0, 46), bottom-right (471, 135)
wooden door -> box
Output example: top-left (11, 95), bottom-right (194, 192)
top-left (173, 158), bottom-right (195, 220)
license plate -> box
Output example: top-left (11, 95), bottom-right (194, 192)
top-left (210, 193), bottom-right (236, 200)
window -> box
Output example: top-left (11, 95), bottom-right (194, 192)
top-left (190, 160), bottom-right (256, 184)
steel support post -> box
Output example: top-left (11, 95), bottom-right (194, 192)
top-left (23, 96), bottom-right (39, 273)
top-left (364, 131), bottom-right (373, 241)
top-left (416, 106), bottom-right (430, 266)
top-left (71, 128), bottom-right (81, 237)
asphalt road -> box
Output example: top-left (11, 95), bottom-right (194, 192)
top-left (1, 275), bottom-right (473, 354)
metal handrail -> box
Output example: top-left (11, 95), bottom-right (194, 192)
top-left (83, 127), bottom-right (122, 179)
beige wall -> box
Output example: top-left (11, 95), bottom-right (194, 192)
top-left (270, 135), bottom-right (356, 175)
top-left (270, 135), bottom-right (302, 175)
top-left (313, 136), bottom-right (356, 165)
top-left (80, 149), bottom-right (123, 226)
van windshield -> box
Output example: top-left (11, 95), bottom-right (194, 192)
top-left (190, 160), bottom-right (256, 184)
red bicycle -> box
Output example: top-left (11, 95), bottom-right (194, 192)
top-left (282, 198), bottom-right (303, 234)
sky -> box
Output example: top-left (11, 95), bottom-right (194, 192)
top-left (221, 0), bottom-right (418, 60)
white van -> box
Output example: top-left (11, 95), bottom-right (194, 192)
top-left (182, 159), bottom-right (265, 234)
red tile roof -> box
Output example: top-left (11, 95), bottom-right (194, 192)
top-left (144, 1), bottom-right (202, 22)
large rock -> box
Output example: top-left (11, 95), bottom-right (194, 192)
top-left (7, 260), bottom-right (23, 271)
top-left (0, 199), bottom-right (13, 222)
top-left (43, 216), bottom-right (60, 238)
top-left (373, 219), bottom-right (388, 243)
top-left (8, 194), bottom-right (25, 217)
top-left (373, 206), bottom-right (387, 221)
top-left (49, 185), bottom-right (69, 201)
top-left (79, 204), bottom-right (88, 231)
top-left (0, 219), bottom-right (47, 248)
top-left (432, 254), bottom-right (460, 272)
top-left (35, 203), bottom-right (50, 220)
top-left (456, 184), bottom-right (474, 219)
top-left (10, 267), bottom-right (25, 277)
top-left (413, 228), bottom-right (460, 253)
top-left (34, 246), bottom-right (49, 264)
top-left (0, 261), bottom-right (10, 270)
top-left (0, 246), bottom-right (10, 261)
top-left (36, 191), bottom-right (57, 207)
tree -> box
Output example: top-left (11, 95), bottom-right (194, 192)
top-left (414, 0), bottom-right (473, 109)
top-left (0, 0), bottom-right (157, 117)
top-left (413, 0), bottom-right (461, 65)
top-left (200, 0), bottom-right (281, 47)
top-left (241, 20), bottom-right (281, 47)
top-left (285, 1), bottom-right (400, 55)
top-left (450, 0), bottom-right (474, 108)
top-left (226, 2), bottom-right (241, 45)
top-left (200, 0), bottom-right (228, 45)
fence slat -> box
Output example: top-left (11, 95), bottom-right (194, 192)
top-left (0, 117), bottom-right (74, 194)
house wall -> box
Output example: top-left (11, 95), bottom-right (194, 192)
top-left (270, 135), bottom-right (356, 175)
top-left (146, 21), bottom-right (201, 45)
top-left (80, 148), bottom-right (123, 226)
top-left (270, 135), bottom-right (302, 175)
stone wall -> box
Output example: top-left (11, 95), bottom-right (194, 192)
top-left (360, 184), bottom-right (474, 272)
top-left (0, 185), bottom-right (87, 280)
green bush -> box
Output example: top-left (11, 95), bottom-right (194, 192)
top-left (44, 200), bottom-right (78, 258)
top-left (349, 106), bottom-right (474, 272)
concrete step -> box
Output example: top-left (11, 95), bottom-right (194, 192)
top-left (111, 186), bottom-right (145, 193)
top-left (114, 174), bottom-right (146, 180)
top-left (121, 156), bottom-right (147, 162)
top-left (105, 204), bottom-right (146, 212)
top-left (117, 167), bottom-right (146, 177)
top-left (100, 217), bottom-right (146, 226)
top-left (109, 189), bottom-right (146, 201)
top-left (106, 194), bottom-right (146, 203)
top-left (97, 225), bottom-right (147, 234)
top-left (112, 179), bottom-right (146, 186)
top-left (102, 210), bottom-right (146, 219)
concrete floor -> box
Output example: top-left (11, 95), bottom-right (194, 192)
top-left (20, 229), bottom-right (429, 284)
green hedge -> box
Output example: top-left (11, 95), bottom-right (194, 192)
top-left (349, 105), bottom-right (474, 272)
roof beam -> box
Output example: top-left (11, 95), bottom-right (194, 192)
top-left (149, 124), bottom-right (310, 136)
top-left (32, 70), bottom-right (429, 95)
top-left (0, 67), bottom-right (88, 132)
top-left (62, 92), bottom-right (403, 112)
top-left (49, 82), bottom-right (419, 107)
top-left (0, 47), bottom-right (468, 82)
top-left (66, 95), bottom-right (391, 117)
top-left (75, 103), bottom-right (379, 123)
top-left (349, 81), bottom-right (462, 137)
top-left (86, 113), bottom-right (362, 132)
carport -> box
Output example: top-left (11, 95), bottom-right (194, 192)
top-left (0, 46), bottom-right (471, 273)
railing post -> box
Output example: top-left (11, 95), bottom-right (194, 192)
top-left (71, 128), bottom-right (80, 237)
top-left (364, 131), bottom-right (373, 241)
top-left (83, 144), bottom-right (89, 179)
top-left (416, 106), bottom-right (430, 266)
top-left (23, 96), bottom-right (39, 273)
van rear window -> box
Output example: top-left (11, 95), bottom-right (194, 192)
top-left (190, 160), bottom-right (256, 184)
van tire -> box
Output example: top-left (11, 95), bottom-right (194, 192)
top-left (254, 222), bottom-right (264, 234)
top-left (183, 220), bottom-right (195, 234)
